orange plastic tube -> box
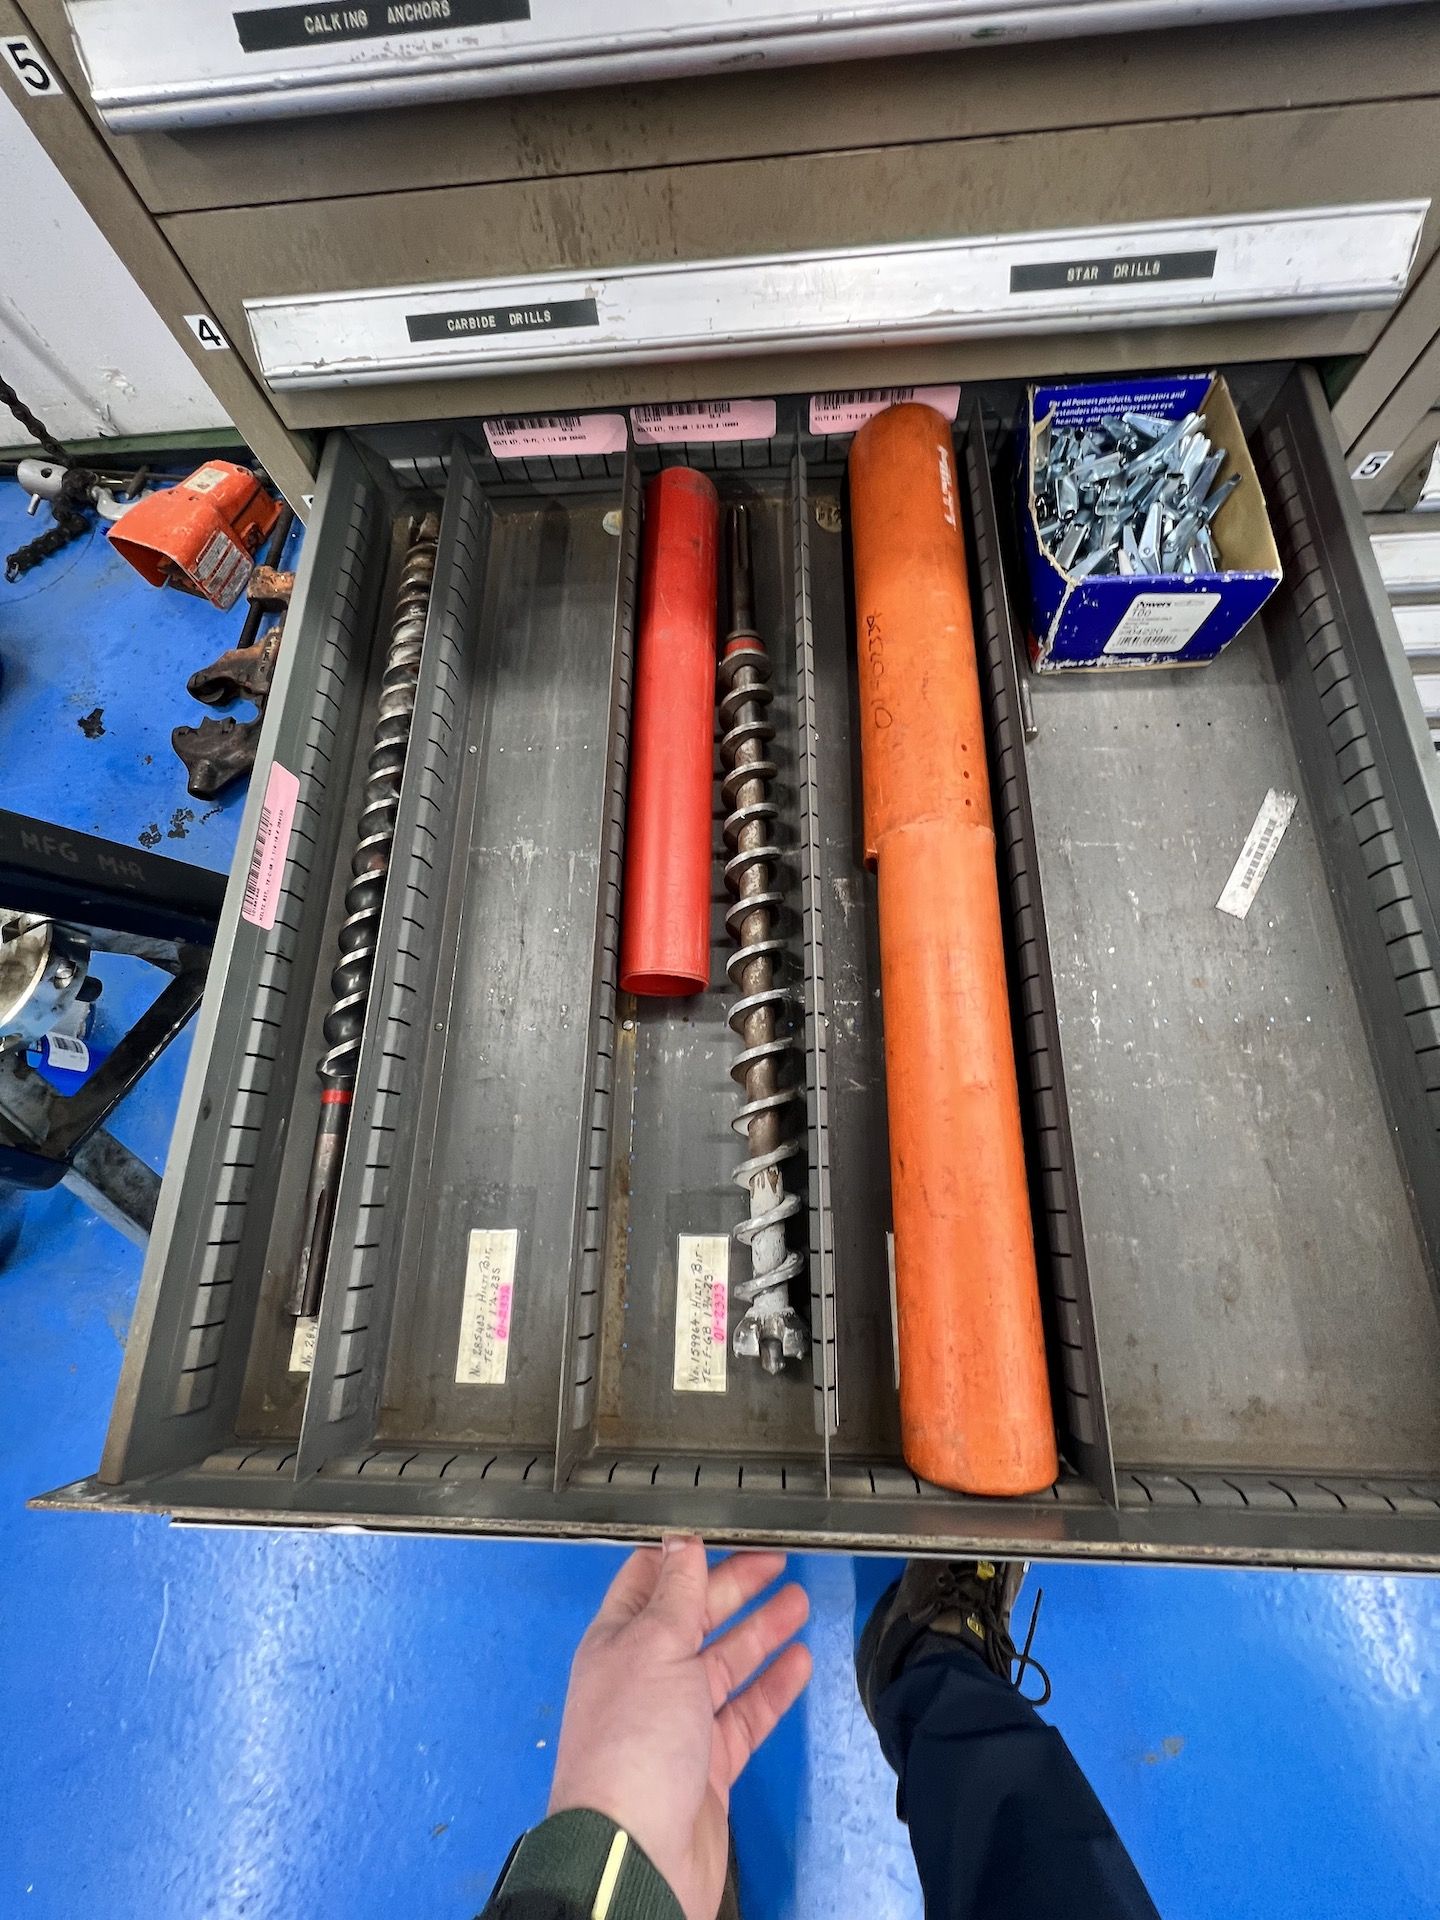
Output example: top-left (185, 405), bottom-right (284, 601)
top-left (849, 403), bottom-right (1058, 1496)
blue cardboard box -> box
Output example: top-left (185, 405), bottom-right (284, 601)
top-left (1019, 372), bottom-right (1281, 669)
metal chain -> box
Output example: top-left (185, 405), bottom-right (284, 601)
top-left (0, 371), bottom-right (70, 463)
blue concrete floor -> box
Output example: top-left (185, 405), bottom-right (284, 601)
top-left (2, 478), bottom-right (1439, 1918)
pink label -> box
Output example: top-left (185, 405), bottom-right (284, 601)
top-left (710, 1279), bottom-right (728, 1346)
top-left (241, 761), bottom-right (300, 932)
top-left (483, 412), bottom-right (628, 459)
top-left (493, 1282), bottom-right (513, 1344)
top-left (630, 399), bottom-right (777, 445)
top-left (808, 385), bottom-right (962, 436)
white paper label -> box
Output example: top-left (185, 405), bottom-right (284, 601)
top-left (809, 386), bottom-right (961, 436)
top-left (186, 463), bottom-right (231, 494)
top-left (456, 1228), bottom-right (519, 1385)
top-left (242, 761), bottom-right (300, 931)
top-left (672, 1233), bottom-right (729, 1393)
top-left (1103, 592), bottom-right (1222, 658)
top-left (288, 1316), bottom-right (318, 1374)
top-left (1216, 788), bottom-right (1297, 919)
top-left (630, 399), bottom-right (776, 444)
top-left (482, 412), bottom-right (627, 459)
top-left (886, 1231), bottom-right (901, 1389)
top-left (184, 313), bottom-right (230, 351)
top-left (2, 36), bottom-right (61, 98)
top-left (1350, 449), bottom-right (1394, 482)
top-left (43, 1031), bottom-right (89, 1070)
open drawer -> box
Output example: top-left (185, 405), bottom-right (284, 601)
top-left (38, 366), bottom-right (1440, 1567)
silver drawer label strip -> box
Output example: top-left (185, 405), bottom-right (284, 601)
top-left (70, 0), bottom-right (1394, 131)
top-left (244, 204), bottom-right (1427, 391)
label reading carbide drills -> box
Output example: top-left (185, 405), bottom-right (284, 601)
top-left (407, 298), bottom-right (599, 343)
top-left (673, 1234), bottom-right (729, 1393)
top-left (234, 0), bottom-right (529, 54)
top-left (456, 1228), bottom-right (519, 1385)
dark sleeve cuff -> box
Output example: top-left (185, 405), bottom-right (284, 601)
top-left (478, 1808), bottom-right (685, 1920)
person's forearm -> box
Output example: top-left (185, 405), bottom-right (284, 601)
top-left (479, 1808), bottom-right (685, 1920)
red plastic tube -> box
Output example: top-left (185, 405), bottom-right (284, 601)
top-left (620, 467), bottom-right (721, 996)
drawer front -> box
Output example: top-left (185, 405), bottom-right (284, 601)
top-left (149, 100), bottom-right (1440, 431)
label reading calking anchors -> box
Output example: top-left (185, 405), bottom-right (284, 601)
top-left (457, 1228), bottom-right (519, 1385)
top-left (673, 1233), bottom-right (729, 1393)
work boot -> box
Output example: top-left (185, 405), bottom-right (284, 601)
top-left (855, 1558), bottom-right (1050, 1725)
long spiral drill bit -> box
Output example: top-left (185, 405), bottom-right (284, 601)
top-left (719, 505), bottom-right (809, 1375)
top-left (289, 512), bottom-right (440, 1319)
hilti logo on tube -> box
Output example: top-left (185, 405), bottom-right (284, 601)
top-left (937, 445), bottom-right (957, 530)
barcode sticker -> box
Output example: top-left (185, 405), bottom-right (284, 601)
top-left (241, 761), bottom-right (300, 931)
top-left (482, 412), bottom-right (627, 458)
top-left (44, 1031), bottom-right (89, 1070)
top-left (456, 1228), bottom-right (519, 1385)
top-left (809, 386), bottom-right (961, 436)
top-left (673, 1233), bottom-right (729, 1393)
top-left (1216, 788), bottom-right (1297, 919)
top-left (1104, 592), bottom-right (1221, 657)
top-left (289, 1316), bottom-right (318, 1375)
top-left (631, 399), bottom-right (777, 445)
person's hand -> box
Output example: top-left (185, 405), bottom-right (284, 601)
top-left (547, 1536), bottom-right (811, 1920)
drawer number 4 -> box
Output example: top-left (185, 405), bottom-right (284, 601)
top-left (3, 37), bottom-right (61, 97)
top-left (184, 313), bottom-right (230, 352)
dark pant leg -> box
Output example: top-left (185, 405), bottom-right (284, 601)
top-left (872, 1632), bottom-right (1160, 1920)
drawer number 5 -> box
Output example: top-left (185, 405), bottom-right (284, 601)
top-left (3, 37), bottom-right (61, 97)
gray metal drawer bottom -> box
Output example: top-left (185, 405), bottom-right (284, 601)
top-left (38, 370), bottom-right (1440, 1567)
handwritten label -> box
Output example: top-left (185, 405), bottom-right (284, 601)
top-left (235, 0), bottom-right (529, 53)
top-left (242, 761), bottom-right (300, 931)
top-left (1010, 249), bottom-right (1216, 294)
top-left (630, 399), bottom-right (777, 445)
top-left (289, 1315), bottom-right (318, 1374)
top-left (456, 1228), bottom-right (519, 1385)
top-left (1216, 788), bottom-right (1297, 920)
top-left (482, 413), bottom-right (627, 459)
top-left (673, 1233), bottom-right (729, 1393)
top-left (1103, 592), bottom-right (1221, 658)
top-left (809, 386), bottom-right (960, 436)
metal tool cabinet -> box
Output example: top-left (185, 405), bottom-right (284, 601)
top-left (8, 3), bottom-right (1440, 494)
top-left (38, 367), bottom-right (1440, 1567)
